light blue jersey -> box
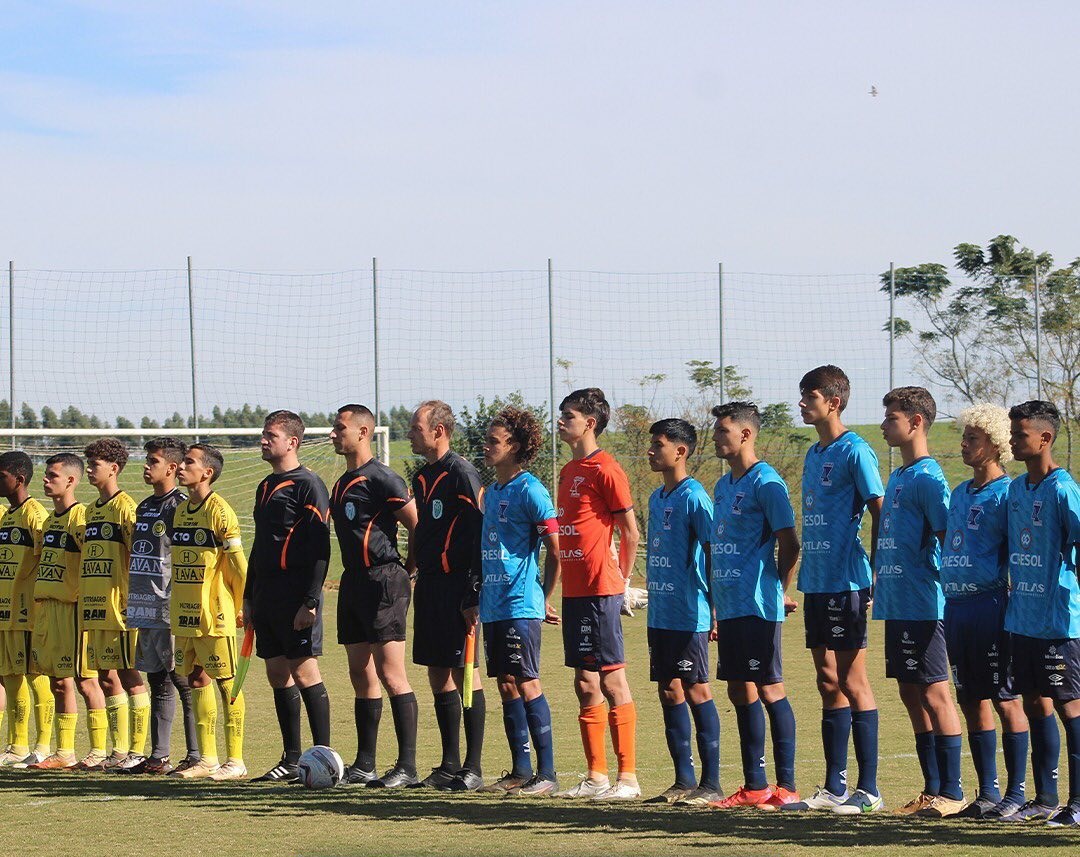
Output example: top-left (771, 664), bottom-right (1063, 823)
top-left (646, 477), bottom-right (713, 632)
top-left (479, 471), bottom-right (557, 623)
top-left (711, 461), bottom-right (797, 622)
top-left (941, 476), bottom-right (1010, 600)
top-left (872, 457), bottom-right (950, 621)
top-left (1004, 468), bottom-right (1080, 640)
top-left (798, 431), bottom-right (885, 593)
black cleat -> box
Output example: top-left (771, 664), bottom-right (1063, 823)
top-left (251, 762), bottom-right (300, 783)
top-left (445, 769), bottom-right (484, 792)
top-left (367, 765), bottom-right (420, 789)
top-left (343, 764), bottom-right (377, 785)
top-left (406, 766), bottom-right (458, 789)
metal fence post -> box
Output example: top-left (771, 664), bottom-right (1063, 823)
top-left (717, 262), bottom-right (725, 476)
top-left (889, 261), bottom-right (895, 472)
top-left (373, 257), bottom-right (381, 427)
top-left (548, 259), bottom-right (557, 492)
top-left (1034, 265), bottom-right (1042, 399)
top-left (8, 261), bottom-right (14, 445)
top-left (187, 256), bottom-right (199, 439)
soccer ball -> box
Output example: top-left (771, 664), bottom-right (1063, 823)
top-left (297, 745), bottom-right (345, 789)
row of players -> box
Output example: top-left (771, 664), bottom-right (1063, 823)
top-left (0, 367), bottom-right (1077, 826)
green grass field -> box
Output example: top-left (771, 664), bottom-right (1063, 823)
top-left (4, 423), bottom-right (1078, 855)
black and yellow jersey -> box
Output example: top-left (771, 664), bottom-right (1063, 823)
top-left (0, 497), bottom-right (48, 629)
top-left (34, 504), bottom-right (86, 605)
top-left (79, 491), bottom-right (137, 630)
top-left (170, 491), bottom-right (247, 638)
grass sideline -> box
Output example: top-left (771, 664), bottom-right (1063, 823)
top-left (1, 594), bottom-right (1078, 856)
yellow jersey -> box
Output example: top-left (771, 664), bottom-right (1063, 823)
top-left (170, 492), bottom-right (246, 638)
top-left (0, 497), bottom-right (48, 629)
top-left (79, 491), bottom-right (136, 630)
top-left (34, 503), bottom-right (87, 605)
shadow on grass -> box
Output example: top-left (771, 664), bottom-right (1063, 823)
top-left (3, 771), bottom-right (1077, 849)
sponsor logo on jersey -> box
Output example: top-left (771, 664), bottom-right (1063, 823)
top-left (179, 549), bottom-right (199, 566)
top-left (882, 515), bottom-right (892, 534)
top-left (194, 529), bottom-right (207, 545)
top-left (715, 520), bottom-right (726, 537)
top-left (651, 536), bottom-right (660, 548)
top-left (950, 530), bottom-right (964, 551)
top-left (488, 529), bottom-right (498, 544)
top-left (133, 539), bottom-right (154, 556)
top-left (82, 559), bottom-right (112, 577)
top-left (101, 523), bottom-right (113, 539)
top-left (804, 492), bottom-right (815, 510)
top-left (1019, 528), bottom-right (1032, 549)
top-left (0, 548), bottom-right (11, 563)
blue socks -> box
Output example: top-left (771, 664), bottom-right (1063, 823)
top-left (1031, 712), bottom-right (1060, 807)
top-left (502, 697), bottom-right (531, 778)
top-left (735, 700), bottom-right (768, 790)
top-left (523, 694), bottom-right (555, 780)
top-left (1064, 714), bottom-right (1080, 803)
top-left (662, 702), bottom-right (696, 788)
top-left (851, 708), bottom-right (879, 795)
top-left (765, 697), bottom-right (797, 791)
top-left (968, 729), bottom-right (1000, 803)
top-left (822, 707), bottom-right (851, 795)
top-left (690, 698), bottom-right (720, 791)
top-left (937, 733), bottom-right (963, 801)
top-left (1001, 730), bottom-right (1029, 805)
top-left (915, 731), bottom-right (940, 796)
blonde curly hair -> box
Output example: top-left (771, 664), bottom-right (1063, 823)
top-left (956, 403), bottom-right (1013, 464)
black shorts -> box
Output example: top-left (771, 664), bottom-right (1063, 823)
top-left (716, 617), bottom-right (783, 684)
top-left (884, 619), bottom-right (949, 685)
top-left (804, 589), bottom-right (870, 651)
top-left (647, 627), bottom-right (709, 684)
top-left (944, 590), bottom-right (1017, 703)
top-left (562, 595), bottom-right (625, 672)
top-left (338, 563), bottom-right (411, 645)
top-left (1011, 634), bottom-right (1080, 701)
top-left (412, 573), bottom-right (477, 668)
top-left (254, 602), bottom-right (324, 661)
top-left (483, 619), bottom-right (542, 680)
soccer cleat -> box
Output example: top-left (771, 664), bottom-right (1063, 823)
top-left (1045, 800), bottom-right (1080, 828)
top-left (956, 796), bottom-right (998, 819)
top-left (896, 792), bottom-right (936, 815)
top-left (914, 795), bottom-right (966, 818)
top-left (407, 766), bottom-right (459, 790)
top-left (101, 751), bottom-right (129, 771)
top-left (169, 756), bottom-right (200, 775)
top-left (517, 773), bottom-right (559, 796)
top-left (644, 784), bottom-right (696, 804)
top-left (342, 764), bottom-right (377, 785)
top-left (111, 753), bottom-right (146, 773)
top-left (170, 759), bottom-right (219, 779)
top-left (592, 780), bottom-right (642, 801)
top-left (367, 765), bottom-right (420, 789)
top-left (759, 786), bottom-right (801, 811)
top-left (0, 746), bottom-right (27, 766)
top-left (833, 789), bottom-right (884, 815)
top-left (74, 751), bottom-right (109, 772)
top-left (981, 797), bottom-right (1024, 820)
top-left (209, 760), bottom-right (248, 781)
top-left (710, 785), bottom-right (774, 809)
top-left (445, 768), bottom-right (484, 792)
top-left (779, 786), bottom-right (848, 811)
top-left (999, 800), bottom-right (1058, 822)
top-left (556, 776), bottom-right (611, 798)
top-left (119, 755), bottom-right (163, 775)
top-left (478, 772), bottom-right (530, 794)
top-left (11, 750), bottom-right (48, 769)
top-left (250, 762), bottom-right (300, 783)
top-left (28, 752), bottom-right (78, 770)
top-left (676, 786), bottom-right (724, 807)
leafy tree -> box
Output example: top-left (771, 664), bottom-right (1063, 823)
top-left (115, 416), bottom-right (135, 429)
top-left (19, 402), bottom-right (39, 429)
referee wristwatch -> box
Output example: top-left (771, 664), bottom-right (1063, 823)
top-left (302, 596), bottom-right (319, 609)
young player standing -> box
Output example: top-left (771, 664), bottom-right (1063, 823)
top-left (709, 403), bottom-right (801, 810)
top-left (555, 388), bottom-right (641, 800)
top-left (118, 438), bottom-right (200, 774)
top-left (78, 438), bottom-right (138, 771)
top-left (472, 407), bottom-right (561, 796)
top-left (875, 387), bottom-right (964, 818)
top-left (28, 454), bottom-right (105, 770)
top-left (247, 411), bottom-right (332, 783)
top-left (785, 366), bottom-right (884, 814)
top-left (641, 419), bottom-right (720, 806)
top-left (169, 443), bottom-right (248, 780)
top-left (0, 451), bottom-right (52, 767)
top-left (406, 400), bottom-right (486, 792)
top-left (328, 404), bottom-right (420, 788)
top-left (1003, 401), bottom-right (1080, 827)
top-left (942, 404), bottom-right (1029, 819)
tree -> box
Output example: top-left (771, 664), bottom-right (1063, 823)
top-left (19, 402), bottom-right (39, 429)
top-left (115, 416), bottom-right (135, 429)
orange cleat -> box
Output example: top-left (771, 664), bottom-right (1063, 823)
top-left (759, 785), bottom-right (801, 811)
top-left (710, 786), bottom-right (774, 808)
top-left (28, 753), bottom-right (78, 770)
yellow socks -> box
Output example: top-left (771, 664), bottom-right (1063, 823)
top-left (57, 712), bottom-right (78, 756)
top-left (129, 690), bottom-right (150, 756)
top-left (192, 684), bottom-right (219, 767)
top-left (217, 679), bottom-right (244, 763)
top-left (105, 693), bottom-right (130, 755)
top-left (30, 675), bottom-right (54, 755)
top-left (3, 675), bottom-right (31, 755)
top-left (87, 707), bottom-right (107, 755)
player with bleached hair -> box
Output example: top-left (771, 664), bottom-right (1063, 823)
top-left (940, 403), bottom-right (1029, 819)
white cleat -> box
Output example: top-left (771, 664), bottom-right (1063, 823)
top-left (11, 750), bottom-right (48, 769)
top-left (556, 776), bottom-right (611, 798)
top-left (209, 760), bottom-right (248, 781)
top-left (592, 780), bottom-right (642, 801)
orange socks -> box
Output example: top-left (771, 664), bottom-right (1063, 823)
top-left (578, 703), bottom-right (608, 776)
top-left (609, 702), bottom-right (637, 775)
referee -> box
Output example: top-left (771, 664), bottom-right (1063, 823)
top-left (245, 410), bottom-right (332, 783)
top-left (407, 401), bottom-right (486, 791)
top-left (328, 404), bottom-right (420, 788)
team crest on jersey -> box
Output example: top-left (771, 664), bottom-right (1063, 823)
top-left (432, 499), bottom-right (444, 519)
top-left (194, 529), bottom-right (207, 545)
top-left (966, 505), bottom-right (983, 530)
top-left (1032, 501), bottom-right (1043, 527)
top-left (1020, 528), bottom-right (1032, 549)
top-left (820, 464), bottom-right (834, 486)
top-left (569, 476), bottom-right (586, 498)
top-left (731, 493), bottom-right (745, 515)
top-left (9, 529), bottom-right (20, 544)
top-left (950, 530), bottom-right (964, 552)
top-left (662, 507), bottom-right (674, 530)
top-left (498, 501), bottom-right (510, 523)
top-left (345, 501), bottom-right (357, 521)
top-left (891, 485), bottom-right (904, 509)
top-left (101, 523), bottom-right (113, 539)
top-left (152, 520), bottom-right (166, 537)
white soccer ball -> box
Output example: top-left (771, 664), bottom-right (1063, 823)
top-left (297, 745), bottom-right (345, 789)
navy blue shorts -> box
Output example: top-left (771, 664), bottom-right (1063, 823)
top-left (412, 573), bottom-right (478, 668)
top-left (944, 590), bottom-right (1017, 703)
top-left (884, 619), bottom-right (949, 685)
top-left (483, 618), bottom-right (542, 680)
top-left (647, 627), bottom-right (709, 684)
top-left (1011, 634), bottom-right (1080, 701)
top-left (254, 603), bottom-right (324, 661)
top-left (804, 589), bottom-right (870, 651)
top-left (716, 616), bottom-right (783, 684)
top-left (562, 595), bottom-right (625, 672)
